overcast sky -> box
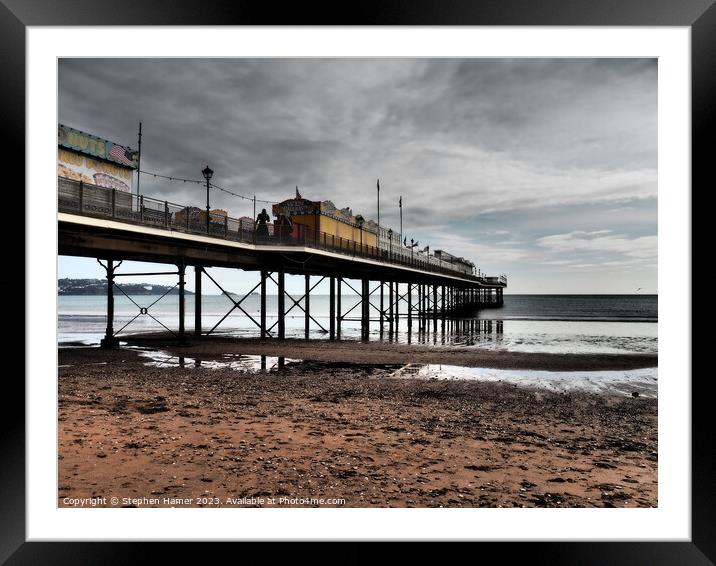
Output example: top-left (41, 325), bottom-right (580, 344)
top-left (58, 58), bottom-right (657, 294)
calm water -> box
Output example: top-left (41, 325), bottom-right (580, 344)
top-left (132, 349), bottom-right (657, 398)
top-left (58, 294), bottom-right (657, 355)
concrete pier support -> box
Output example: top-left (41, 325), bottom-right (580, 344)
top-left (260, 271), bottom-right (267, 338)
top-left (337, 277), bottom-right (342, 339)
top-left (389, 281), bottom-right (394, 338)
top-left (100, 259), bottom-right (119, 348)
top-left (361, 278), bottom-right (369, 340)
top-left (433, 285), bottom-right (438, 331)
top-left (407, 283), bottom-right (413, 332)
top-left (194, 266), bottom-right (202, 338)
top-left (419, 284), bottom-right (425, 332)
top-left (395, 282), bottom-right (400, 334)
top-left (379, 281), bottom-right (384, 336)
top-left (421, 285), bottom-right (425, 331)
top-left (304, 274), bottom-right (311, 340)
top-left (329, 276), bottom-right (336, 340)
top-left (278, 270), bottom-right (285, 339)
top-left (178, 261), bottom-right (186, 342)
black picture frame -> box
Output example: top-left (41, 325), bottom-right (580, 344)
top-left (4, 0), bottom-right (708, 562)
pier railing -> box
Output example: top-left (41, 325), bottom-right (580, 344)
top-left (58, 177), bottom-right (507, 285)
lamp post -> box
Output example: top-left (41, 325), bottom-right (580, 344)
top-left (388, 228), bottom-right (393, 261)
top-left (202, 165), bottom-right (213, 234)
top-left (356, 214), bottom-right (364, 253)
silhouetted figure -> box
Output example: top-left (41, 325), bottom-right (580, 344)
top-left (255, 208), bottom-right (270, 240)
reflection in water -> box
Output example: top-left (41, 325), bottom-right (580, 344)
top-left (381, 318), bottom-right (504, 347)
top-left (140, 351), bottom-right (295, 372)
top-left (388, 363), bottom-right (658, 398)
top-left (137, 346), bottom-right (657, 398)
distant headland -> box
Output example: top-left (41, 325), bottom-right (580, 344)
top-left (58, 278), bottom-right (194, 296)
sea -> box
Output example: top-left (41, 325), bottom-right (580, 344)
top-left (58, 294), bottom-right (657, 356)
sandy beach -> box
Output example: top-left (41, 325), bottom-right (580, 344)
top-left (58, 339), bottom-right (657, 508)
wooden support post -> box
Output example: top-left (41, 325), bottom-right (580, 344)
top-left (278, 270), bottom-right (285, 340)
top-left (304, 274), bottom-right (310, 340)
top-left (178, 261), bottom-right (186, 342)
top-left (194, 266), bottom-right (202, 337)
top-left (260, 271), bottom-right (267, 338)
top-left (329, 276), bottom-right (336, 340)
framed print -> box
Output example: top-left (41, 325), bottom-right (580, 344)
top-left (5, 0), bottom-right (711, 562)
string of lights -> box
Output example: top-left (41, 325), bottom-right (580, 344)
top-left (138, 169), bottom-right (203, 185)
top-left (137, 169), bottom-right (279, 205)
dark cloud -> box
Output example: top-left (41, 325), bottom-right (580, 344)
top-left (59, 58), bottom-right (657, 292)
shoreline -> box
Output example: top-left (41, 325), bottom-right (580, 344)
top-left (116, 334), bottom-right (658, 372)
top-left (58, 344), bottom-right (657, 508)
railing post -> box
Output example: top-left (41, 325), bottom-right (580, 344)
top-left (165, 201), bottom-right (169, 227)
top-left (78, 180), bottom-right (84, 213)
top-left (224, 215), bottom-right (228, 238)
top-left (111, 188), bottom-right (116, 218)
top-left (140, 195), bottom-right (144, 223)
top-left (185, 207), bottom-right (189, 231)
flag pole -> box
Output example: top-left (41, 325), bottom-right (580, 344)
top-left (136, 121), bottom-right (142, 198)
top-left (399, 195), bottom-right (403, 241)
top-left (377, 179), bottom-right (380, 235)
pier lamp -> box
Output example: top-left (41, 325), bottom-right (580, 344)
top-left (356, 215), bottom-right (365, 250)
top-left (202, 165), bottom-right (214, 234)
top-left (388, 228), bottom-right (393, 260)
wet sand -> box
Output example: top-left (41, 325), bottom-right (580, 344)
top-left (58, 342), bottom-right (657, 508)
top-left (123, 334), bottom-right (658, 371)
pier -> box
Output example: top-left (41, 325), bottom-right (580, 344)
top-left (58, 177), bottom-right (507, 347)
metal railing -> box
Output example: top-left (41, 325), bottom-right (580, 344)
top-left (58, 177), bottom-right (507, 285)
